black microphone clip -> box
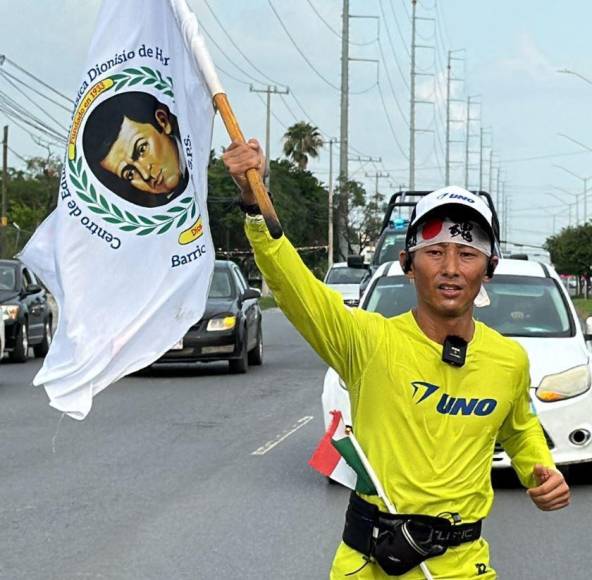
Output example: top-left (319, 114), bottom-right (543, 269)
top-left (442, 335), bottom-right (467, 367)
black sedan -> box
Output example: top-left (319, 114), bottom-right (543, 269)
top-left (0, 259), bottom-right (53, 362)
top-left (159, 260), bottom-right (263, 373)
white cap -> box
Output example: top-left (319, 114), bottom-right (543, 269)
top-left (412, 186), bottom-right (493, 227)
top-left (407, 186), bottom-right (499, 257)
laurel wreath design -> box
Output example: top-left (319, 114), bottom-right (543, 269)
top-left (110, 67), bottom-right (174, 97)
top-left (68, 156), bottom-right (196, 236)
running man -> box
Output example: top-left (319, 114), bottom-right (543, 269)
top-left (223, 139), bottom-right (570, 579)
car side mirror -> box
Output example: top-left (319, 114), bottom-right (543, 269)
top-left (347, 255), bottom-right (367, 269)
top-left (242, 288), bottom-right (261, 301)
top-left (584, 316), bottom-right (592, 342)
top-left (24, 283), bottom-right (42, 295)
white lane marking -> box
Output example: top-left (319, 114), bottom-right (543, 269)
top-left (251, 415), bottom-right (314, 455)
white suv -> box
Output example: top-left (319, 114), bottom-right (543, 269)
top-left (321, 258), bottom-right (592, 475)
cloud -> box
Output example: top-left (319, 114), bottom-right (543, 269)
top-left (494, 33), bottom-right (557, 83)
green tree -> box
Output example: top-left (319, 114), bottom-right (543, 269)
top-left (282, 122), bottom-right (323, 170)
top-left (1, 154), bottom-right (61, 257)
top-left (545, 223), bottom-right (592, 276)
top-left (333, 178), bottom-right (369, 258)
top-left (206, 150), bottom-right (330, 278)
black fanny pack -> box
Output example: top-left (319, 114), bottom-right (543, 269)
top-left (342, 493), bottom-right (482, 576)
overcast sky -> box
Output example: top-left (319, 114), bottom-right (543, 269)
top-left (3, 0), bottom-right (592, 248)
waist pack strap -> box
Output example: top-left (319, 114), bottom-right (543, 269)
top-left (342, 493), bottom-right (482, 556)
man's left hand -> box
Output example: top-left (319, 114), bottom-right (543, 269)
top-left (527, 464), bottom-right (570, 511)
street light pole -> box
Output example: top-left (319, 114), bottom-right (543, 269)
top-left (553, 164), bottom-right (592, 224)
top-left (558, 68), bottom-right (592, 86)
top-left (547, 193), bottom-right (575, 227)
top-left (553, 186), bottom-right (580, 224)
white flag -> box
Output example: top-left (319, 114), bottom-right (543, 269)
top-left (20, 0), bottom-right (224, 420)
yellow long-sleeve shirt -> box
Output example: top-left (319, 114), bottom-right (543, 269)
top-left (246, 217), bottom-right (554, 523)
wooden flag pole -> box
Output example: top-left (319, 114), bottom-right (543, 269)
top-left (213, 93), bottom-right (283, 239)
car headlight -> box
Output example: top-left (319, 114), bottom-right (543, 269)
top-left (206, 316), bottom-right (236, 331)
top-left (1, 304), bottom-right (19, 321)
top-left (536, 364), bottom-right (591, 402)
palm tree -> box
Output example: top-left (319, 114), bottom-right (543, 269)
top-left (282, 122), bottom-right (323, 170)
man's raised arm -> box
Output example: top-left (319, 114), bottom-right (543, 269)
top-left (222, 140), bottom-right (382, 386)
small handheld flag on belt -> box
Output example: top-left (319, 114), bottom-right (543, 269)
top-left (19, 0), bottom-right (226, 419)
top-left (308, 410), bottom-right (377, 495)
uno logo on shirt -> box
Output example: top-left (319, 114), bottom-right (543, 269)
top-left (411, 382), bottom-right (498, 417)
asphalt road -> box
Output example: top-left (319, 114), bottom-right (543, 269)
top-left (1, 309), bottom-right (591, 580)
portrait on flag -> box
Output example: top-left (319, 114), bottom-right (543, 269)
top-left (19, 0), bottom-right (220, 419)
top-left (82, 91), bottom-right (190, 208)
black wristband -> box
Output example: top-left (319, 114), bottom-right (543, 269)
top-left (238, 200), bottom-right (262, 215)
top-left (237, 191), bottom-right (273, 215)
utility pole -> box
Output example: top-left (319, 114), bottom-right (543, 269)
top-left (479, 128), bottom-right (484, 191)
top-left (249, 85), bottom-right (289, 190)
top-left (464, 97), bottom-right (471, 189)
top-left (1, 125), bottom-right (7, 257)
top-left (365, 171), bottom-right (390, 206)
top-left (337, 0), bottom-right (350, 260)
top-left (328, 138), bottom-right (336, 270)
top-left (488, 149), bottom-right (494, 193)
top-left (340, 0), bottom-right (349, 188)
top-left (445, 50), bottom-right (465, 186)
top-left (464, 96), bottom-right (480, 189)
top-left (408, 1), bottom-right (435, 190)
top-left (495, 166), bottom-right (501, 208)
top-left (502, 182), bottom-right (508, 250)
top-left (585, 177), bottom-right (589, 225)
top-left (409, 0), bottom-right (417, 190)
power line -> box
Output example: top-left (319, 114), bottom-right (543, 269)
top-left (279, 93), bottom-right (299, 122)
top-left (0, 69), bottom-right (71, 113)
top-left (267, 0), bottom-right (340, 91)
top-left (305, 0), bottom-right (377, 46)
top-left (200, 24), bottom-right (262, 85)
top-left (0, 111), bottom-right (61, 149)
top-left (8, 145), bottom-right (28, 163)
top-left (386, 0), bottom-right (411, 58)
top-left (0, 55), bottom-right (73, 104)
top-left (501, 150), bottom-right (591, 164)
top-left (376, 42), bottom-right (409, 125)
top-left (0, 67), bottom-right (69, 133)
top-left (399, 0), bottom-right (411, 19)
top-left (201, 0), bottom-right (287, 88)
top-left (288, 90), bottom-right (378, 163)
top-left (253, 92), bottom-right (288, 130)
top-left (0, 89), bottom-right (67, 143)
top-left (378, 0), bottom-right (410, 89)
top-left (215, 63), bottom-right (251, 86)
top-left (377, 81), bottom-right (409, 159)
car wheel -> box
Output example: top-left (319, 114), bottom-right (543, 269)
top-left (33, 318), bottom-right (53, 358)
top-left (10, 323), bottom-right (29, 363)
top-left (248, 324), bottom-right (263, 366)
top-left (229, 336), bottom-right (248, 374)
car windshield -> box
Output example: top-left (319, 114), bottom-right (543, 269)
top-left (365, 276), bottom-right (416, 317)
top-left (0, 265), bottom-right (16, 290)
top-left (364, 274), bottom-right (573, 338)
top-left (374, 230), bottom-right (407, 265)
top-left (475, 275), bottom-right (572, 337)
top-left (209, 269), bottom-right (234, 299)
top-left (326, 267), bottom-right (367, 285)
